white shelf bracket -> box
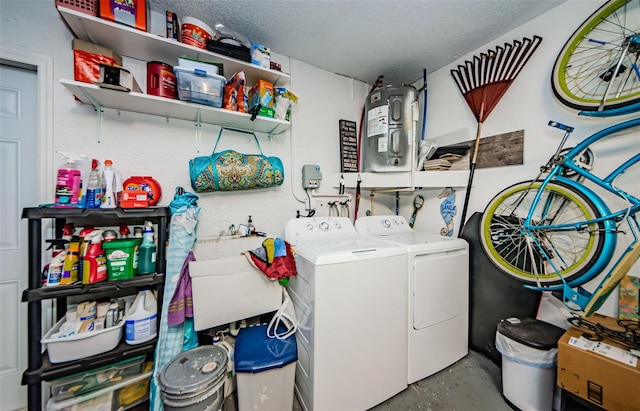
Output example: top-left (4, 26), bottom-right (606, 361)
top-left (195, 109), bottom-right (202, 153)
top-left (81, 89), bottom-right (104, 143)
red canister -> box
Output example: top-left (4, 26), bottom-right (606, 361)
top-left (147, 61), bottom-right (176, 99)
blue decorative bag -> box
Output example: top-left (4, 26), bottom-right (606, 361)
top-left (189, 128), bottom-right (284, 192)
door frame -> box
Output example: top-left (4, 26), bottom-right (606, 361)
top-left (0, 46), bottom-right (54, 201)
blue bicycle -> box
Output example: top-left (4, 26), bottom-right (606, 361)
top-left (479, 117), bottom-right (640, 315)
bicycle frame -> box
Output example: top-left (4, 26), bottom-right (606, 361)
top-left (522, 117), bottom-right (640, 292)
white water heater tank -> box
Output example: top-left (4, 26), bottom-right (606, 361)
top-left (362, 85), bottom-right (419, 172)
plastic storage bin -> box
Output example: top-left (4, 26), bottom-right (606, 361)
top-left (234, 324), bottom-right (297, 411)
top-left (496, 317), bottom-right (565, 411)
top-left (49, 356), bottom-right (145, 400)
top-left (42, 318), bottom-right (124, 363)
top-left (159, 345), bottom-right (228, 411)
top-left (174, 66), bottom-right (225, 107)
top-left (102, 238), bottom-right (142, 280)
top-left (46, 371), bottom-right (151, 411)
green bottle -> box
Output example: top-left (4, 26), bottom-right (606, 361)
top-left (137, 221), bottom-right (156, 275)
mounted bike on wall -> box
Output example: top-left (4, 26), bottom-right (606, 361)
top-left (479, 0), bottom-right (640, 316)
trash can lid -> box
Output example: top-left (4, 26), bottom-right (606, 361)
top-left (158, 345), bottom-right (227, 395)
top-left (497, 317), bottom-right (565, 350)
top-left (234, 323), bottom-right (298, 373)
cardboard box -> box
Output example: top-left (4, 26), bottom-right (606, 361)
top-left (72, 39), bottom-right (123, 84)
top-left (72, 39), bottom-right (123, 66)
top-left (557, 314), bottom-right (640, 411)
top-left (98, 0), bottom-right (148, 32)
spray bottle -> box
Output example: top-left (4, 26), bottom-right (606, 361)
top-left (55, 152), bottom-right (82, 207)
top-left (82, 229), bottom-right (107, 284)
top-left (43, 239), bottom-right (68, 287)
top-left (60, 223), bottom-right (79, 285)
top-left (85, 159), bottom-right (103, 209)
top-left (137, 221), bottom-right (156, 275)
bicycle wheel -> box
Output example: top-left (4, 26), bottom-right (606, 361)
top-left (480, 180), bottom-right (606, 286)
top-left (551, 0), bottom-right (640, 112)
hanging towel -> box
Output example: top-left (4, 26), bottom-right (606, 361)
top-left (167, 250), bottom-right (196, 326)
top-left (245, 237), bottom-right (297, 281)
top-left (150, 187), bottom-right (200, 411)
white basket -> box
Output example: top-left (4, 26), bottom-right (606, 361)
top-left (42, 318), bottom-right (124, 363)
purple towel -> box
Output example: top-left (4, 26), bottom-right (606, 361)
top-left (167, 251), bottom-right (196, 326)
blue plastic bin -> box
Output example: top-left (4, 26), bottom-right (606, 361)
top-left (234, 324), bottom-right (297, 410)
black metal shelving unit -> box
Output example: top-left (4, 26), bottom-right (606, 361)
top-left (21, 206), bottom-right (170, 411)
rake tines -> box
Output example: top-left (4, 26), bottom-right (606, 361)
top-left (450, 35), bottom-right (543, 237)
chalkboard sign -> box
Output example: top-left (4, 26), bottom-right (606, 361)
top-left (339, 119), bottom-right (358, 172)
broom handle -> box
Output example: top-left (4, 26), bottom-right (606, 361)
top-left (458, 121), bottom-right (483, 237)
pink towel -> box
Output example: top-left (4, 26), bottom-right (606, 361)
top-left (167, 250), bottom-right (196, 326)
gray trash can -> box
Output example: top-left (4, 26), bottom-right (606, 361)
top-left (496, 317), bottom-right (565, 411)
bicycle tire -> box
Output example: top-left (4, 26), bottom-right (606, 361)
top-left (551, 0), bottom-right (640, 112)
top-left (480, 180), bottom-right (606, 286)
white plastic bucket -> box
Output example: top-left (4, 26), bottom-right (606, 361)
top-left (180, 16), bottom-right (214, 49)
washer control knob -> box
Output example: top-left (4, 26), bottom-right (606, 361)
top-left (319, 221), bottom-right (330, 231)
top-left (305, 223), bottom-right (314, 231)
top-left (334, 221), bottom-right (342, 229)
top-left (382, 219), bottom-right (391, 228)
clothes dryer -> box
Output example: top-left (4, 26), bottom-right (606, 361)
top-left (284, 217), bottom-right (408, 411)
top-left (356, 215), bottom-right (469, 384)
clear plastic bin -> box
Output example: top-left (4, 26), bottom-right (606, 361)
top-left (46, 371), bottom-right (151, 411)
top-left (49, 356), bottom-right (145, 400)
top-left (174, 66), bottom-right (225, 107)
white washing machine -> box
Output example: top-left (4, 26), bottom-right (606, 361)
top-left (284, 217), bottom-right (408, 411)
top-left (355, 215), bottom-right (469, 384)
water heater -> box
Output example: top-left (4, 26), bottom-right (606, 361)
top-left (362, 85), bottom-right (419, 172)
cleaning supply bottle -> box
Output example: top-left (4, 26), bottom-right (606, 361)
top-left (119, 224), bottom-right (130, 238)
top-left (124, 289), bottom-right (157, 345)
top-left (61, 236), bottom-right (80, 285)
top-left (137, 221), bottom-right (156, 275)
top-left (85, 159), bottom-right (102, 208)
top-left (82, 229), bottom-right (107, 284)
top-left (55, 155), bottom-right (82, 207)
top-left (247, 215), bottom-right (255, 236)
top-left (101, 160), bottom-right (117, 209)
top-left (43, 240), bottom-right (68, 287)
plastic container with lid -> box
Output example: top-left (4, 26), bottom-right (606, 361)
top-left (180, 16), bottom-right (214, 49)
top-left (174, 67), bottom-right (225, 107)
top-left (496, 317), bottom-right (565, 411)
top-left (49, 356), bottom-right (145, 401)
top-left (159, 345), bottom-right (228, 411)
top-left (234, 323), bottom-right (297, 411)
top-left (103, 238), bottom-right (142, 280)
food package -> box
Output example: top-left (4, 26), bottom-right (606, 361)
top-left (223, 71), bottom-right (247, 113)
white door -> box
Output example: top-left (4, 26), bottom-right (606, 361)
top-left (0, 64), bottom-right (38, 410)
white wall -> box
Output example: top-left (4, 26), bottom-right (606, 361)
top-left (423, 0), bottom-right (640, 316)
top-left (1, 0), bottom-right (637, 316)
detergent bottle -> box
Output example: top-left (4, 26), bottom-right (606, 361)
top-left (137, 221), bottom-right (156, 275)
top-left (125, 289), bottom-right (157, 344)
top-left (61, 236), bottom-right (80, 285)
top-left (101, 160), bottom-right (116, 208)
top-left (82, 229), bottom-right (107, 284)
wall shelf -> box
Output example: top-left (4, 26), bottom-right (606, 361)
top-left (330, 170), bottom-right (470, 190)
top-left (61, 79), bottom-right (290, 135)
top-left (57, 7), bottom-right (290, 87)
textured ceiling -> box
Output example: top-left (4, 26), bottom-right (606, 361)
top-left (151, 0), bottom-right (566, 85)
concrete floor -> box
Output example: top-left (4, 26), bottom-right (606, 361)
top-left (222, 350), bottom-right (512, 411)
